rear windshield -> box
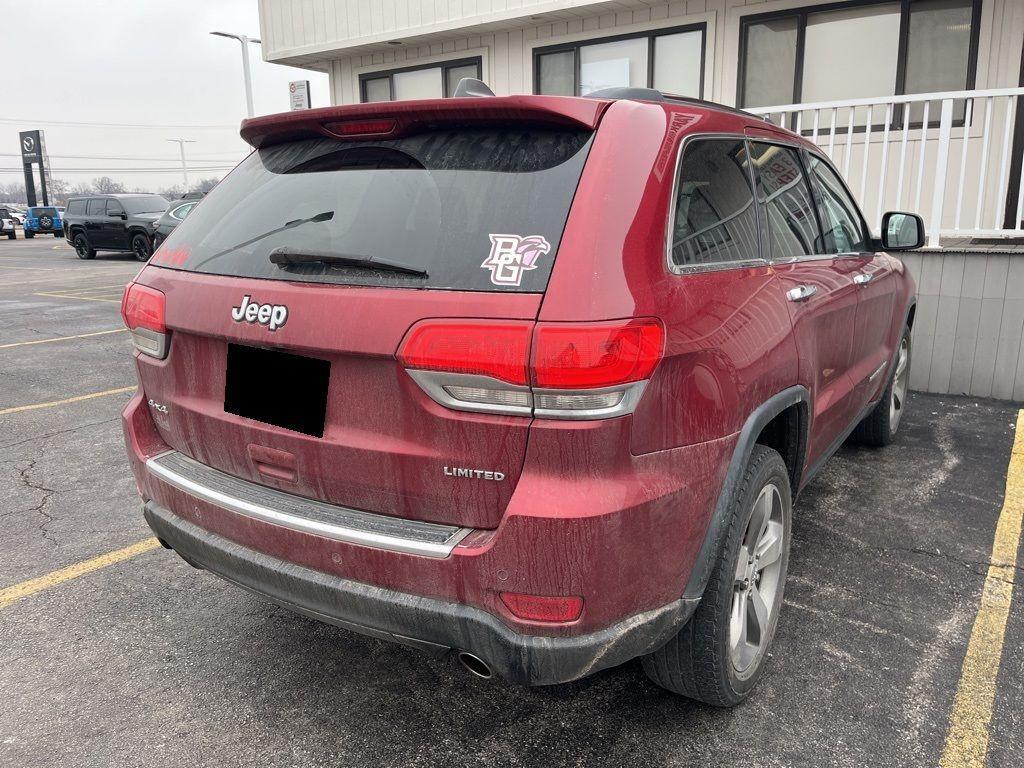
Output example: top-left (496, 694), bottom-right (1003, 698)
top-left (123, 195), bottom-right (168, 214)
top-left (152, 127), bottom-right (593, 292)
top-left (31, 207), bottom-right (58, 216)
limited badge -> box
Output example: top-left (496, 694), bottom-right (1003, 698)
top-left (481, 234), bottom-right (551, 287)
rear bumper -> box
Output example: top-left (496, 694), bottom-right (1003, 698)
top-left (145, 501), bottom-right (697, 685)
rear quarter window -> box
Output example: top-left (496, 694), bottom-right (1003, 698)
top-left (67, 200), bottom-right (86, 215)
top-left (152, 127), bottom-right (594, 292)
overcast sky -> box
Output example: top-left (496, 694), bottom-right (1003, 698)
top-left (0, 0), bottom-right (330, 194)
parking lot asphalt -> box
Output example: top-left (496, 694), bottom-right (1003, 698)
top-left (0, 235), bottom-right (1022, 768)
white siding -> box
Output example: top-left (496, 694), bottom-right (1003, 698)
top-left (259, 0), bottom-right (1023, 111)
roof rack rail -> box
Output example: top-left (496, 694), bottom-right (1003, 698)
top-left (583, 87), bottom-right (763, 120)
top-left (452, 78), bottom-right (496, 98)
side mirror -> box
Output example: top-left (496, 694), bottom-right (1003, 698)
top-left (881, 211), bottom-right (925, 250)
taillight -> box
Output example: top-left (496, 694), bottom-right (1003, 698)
top-left (499, 592), bottom-right (584, 623)
top-left (398, 321), bottom-right (531, 386)
top-left (121, 282), bottom-right (169, 358)
top-left (398, 318), bottom-right (664, 419)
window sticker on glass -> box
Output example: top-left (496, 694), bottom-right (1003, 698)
top-left (481, 234), bottom-right (551, 287)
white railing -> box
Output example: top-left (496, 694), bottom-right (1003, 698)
top-left (747, 87), bottom-right (1024, 248)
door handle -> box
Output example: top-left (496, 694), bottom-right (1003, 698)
top-left (786, 285), bottom-right (818, 302)
top-left (854, 273), bottom-right (874, 285)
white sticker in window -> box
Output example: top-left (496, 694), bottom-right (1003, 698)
top-left (481, 234), bottom-right (551, 287)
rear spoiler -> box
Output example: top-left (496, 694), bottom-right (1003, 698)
top-left (239, 95), bottom-right (611, 149)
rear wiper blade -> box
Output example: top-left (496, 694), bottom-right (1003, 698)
top-left (268, 247), bottom-right (428, 277)
top-left (192, 211), bottom-right (335, 269)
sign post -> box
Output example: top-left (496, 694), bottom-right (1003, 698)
top-left (289, 80), bottom-right (311, 111)
top-left (19, 130), bottom-right (50, 207)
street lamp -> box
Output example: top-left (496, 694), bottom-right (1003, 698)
top-left (166, 138), bottom-right (196, 191)
top-left (211, 31), bottom-right (262, 118)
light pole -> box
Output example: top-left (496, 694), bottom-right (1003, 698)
top-left (211, 31), bottom-right (262, 118)
top-left (166, 138), bottom-right (196, 191)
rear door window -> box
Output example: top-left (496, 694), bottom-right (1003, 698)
top-left (670, 138), bottom-right (760, 268)
top-left (86, 199), bottom-right (105, 215)
top-left (154, 127), bottom-right (593, 292)
top-left (749, 142), bottom-right (822, 260)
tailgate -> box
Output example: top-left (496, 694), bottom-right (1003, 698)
top-left (134, 270), bottom-right (540, 530)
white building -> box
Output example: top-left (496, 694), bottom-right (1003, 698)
top-left (256, 0), bottom-right (1024, 400)
top-left (258, 0), bottom-right (1023, 239)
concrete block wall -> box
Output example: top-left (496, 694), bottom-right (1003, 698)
top-left (901, 250), bottom-right (1024, 401)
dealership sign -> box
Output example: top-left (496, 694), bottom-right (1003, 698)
top-left (19, 130), bottom-right (51, 207)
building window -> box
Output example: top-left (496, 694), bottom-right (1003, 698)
top-left (534, 24), bottom-right (706, 98)
top-left (359, 57), bottom-right (483, 103)
top-left (739, 0), bottom-right (981, 116)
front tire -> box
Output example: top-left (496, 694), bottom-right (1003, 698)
top-left (73, 233), bottom-right (96, 259)
top-left (853, 326), bottom-right (911, 447)
top-left (643, 445), bottom-right (792, 706)
top-left (131, 233), bottom-right (152, 262)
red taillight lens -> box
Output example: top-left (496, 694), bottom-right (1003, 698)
top-left (531, 319), bottom-right (664, 389)
top-left (121, 283), bottom-right (166, 333)
top-left (398, 321), bottom-right (532, 386)
top-left (500, 592), bottom-right (584, 623)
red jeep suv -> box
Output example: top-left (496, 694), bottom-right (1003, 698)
top-left (121, 84), bottom-right (919, 706)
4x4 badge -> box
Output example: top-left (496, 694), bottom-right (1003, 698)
top-left (231, 295), bottom-right (289, 331)
top-left (481, 234), bottom-right (550, 287)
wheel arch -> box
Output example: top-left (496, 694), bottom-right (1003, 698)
top-left (682, 385), bottom-right (809, 601)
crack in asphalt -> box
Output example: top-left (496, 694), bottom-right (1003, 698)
top-left (13, 459), bottom-right (60, 546)
top-left (0, 416), bottom-right (120, 451)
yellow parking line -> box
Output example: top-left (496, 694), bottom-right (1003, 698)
top-left (939, 409), bottom-right (1024, 768)
top-left (0, 328), bottom-right (127, 350)
top-left (33, 291), bottom-right (121, 304)
top-left (0, 539), bottom-right (161, 610)
top-left (0, 386), bottom-right (135, 416)
top-left (58, 283), bottom-right (129, 293)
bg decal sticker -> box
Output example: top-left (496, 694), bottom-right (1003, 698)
top-left (481, 234), bottom-right (551, 287)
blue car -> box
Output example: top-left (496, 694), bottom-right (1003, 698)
top-left (24, 206), bottom-right (63, 238)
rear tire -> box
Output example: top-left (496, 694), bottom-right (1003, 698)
top-left (642, 445), bottom-right (792, 706)
top-left (131, 233), bottom-right (152, 262)
top-left (25, 231), bottom-right (34, 239)
top-left (54, 231), bottom-right (61, 238)
top-left (73, 233), bottom-right (96, 260)
top-left (7, 231), bottom-right (15, 240)
top-left (853, 326), bottom-right (911, 447)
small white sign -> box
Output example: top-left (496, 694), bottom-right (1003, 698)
top-left (289, 80), bottom-right (311, 111)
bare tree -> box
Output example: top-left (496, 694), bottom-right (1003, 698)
top-left (0, 182), bottom-right (27, 204)
top-left (158, 184), bottom-right (184, 199)
top-left (189, 177), bottom-right (220, 195)
top-left (46, 178), bottom-right (70, 205)
top-left (91, 176), bottom-right (125, 194)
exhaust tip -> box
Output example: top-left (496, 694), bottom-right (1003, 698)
top-left (457, 651), bottom-right (493, 679)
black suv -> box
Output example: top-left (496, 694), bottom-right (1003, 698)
top-left (63, 194), bottom-right (169, 261)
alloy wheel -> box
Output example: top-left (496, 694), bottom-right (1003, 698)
top-left (730, 483), bottom-right (785, 675)
top-left (133, 238), bottom-right (150, 261)
top-left (890, 336), bottom-right (909, 432)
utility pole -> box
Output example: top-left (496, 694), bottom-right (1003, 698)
top-left (211, 31), bottom-right (262, 118)
top-left (166, 138), bottom-right (196, 192)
